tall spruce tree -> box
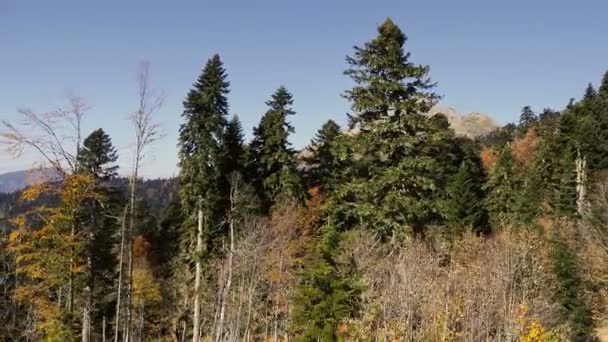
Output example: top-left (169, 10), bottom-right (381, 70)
top-left (485, 147), bottom-right (518, 226)
top-left (77, 128), bottom-right (122, 338)
top-left (331, 18), bottom-right (457, 237)
top-left (221, 115), bottom-right (246, 177)
top-left (445, 160), bottom-right (488, 235)
top-left (293, 19), bottom-right (455, 340)
top-left (249, 86), bottom-right (303, 210)
top-left (177, 54), bottom-right (229, 341)
top-left (343, 19), bottom-right (438, 127)
top-left (304, 119), bottom-right (341, 189)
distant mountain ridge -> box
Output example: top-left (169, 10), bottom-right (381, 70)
top-left (0, 168), bottom-right (59, 193)
top-left (426, 105), bottom-right (499, 137)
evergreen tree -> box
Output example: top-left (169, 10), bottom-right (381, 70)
top-left (304, 119), bottom-right (341, 189)
top-left (178, 53), bottom-right (230, 249)
top-left (291, 229), bottom-right (362, 341)
top-left (445, 160), bottom-right (488, 235)
top-left (583, 83), bottom-right (597, 101)
top-left (249, 86), bottom-right (304, 210)
top-left (551, 235), bottom-right (592, 339)
top-left (78, 128), bottom-right (118, 180)
top-left (221, 115), bottom-right (246, 177)
top-left (77, 128), bottom-right (122, 335)
top-left (330, 18), bottom-right (457, 237)
top-left (485, 147), bottom-right (518, 225)
top-left (518, 105), bottom-right (537, 129)
top-left (177, 54), bottom-right (230, 340)
top-left (343, 18), bottom-right (438, 127)
top-left (599, 70), bottom-right (608, 95)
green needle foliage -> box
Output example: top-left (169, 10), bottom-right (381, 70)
top-left (249, 86), bottom-right (304, 211)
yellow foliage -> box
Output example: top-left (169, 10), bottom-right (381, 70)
top-left (517, 304), bottom-right (560, 342)
top-left (6, 173), bottom-right (97, 336)
top-left (132, 268), bottom-right (162, 306)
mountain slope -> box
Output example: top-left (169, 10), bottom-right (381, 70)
top-left (0, 168), bottom-right (58, 193)
top-left (427, 105), bottom-right (499, 137)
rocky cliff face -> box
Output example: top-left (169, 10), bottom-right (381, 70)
top-left (427, 105), bottom-right (498, 137)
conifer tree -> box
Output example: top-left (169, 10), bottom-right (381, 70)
top-left (78, 128), bottom-right (119, 180)
top-left (177, 54), bottom-right (229, 341)
top-left (445, 160), bottom-right (488, 235)
top-left (331, 18), bottom-right (456, 237)
top-left (343, 19), bottom-right (438, 127)
top-left (291, 241), bottom-right (361, 341)
top-left (551, 235), bottom-right (592, 339)
top-left (518, 105), bottom-right (537, 129)
top-left (249, 86), bottom-right (303, 210)
top-left (599, 70), bottom-right (608, 95)
top-left (293, 19), bottom-right (454, 339)
top-left (485, 147), bottom-right (518, 225)
top-left (221, 115), bottom-right (246, 177)
top-left (304, 119), bottom-right (341, 189)
top-left (78, 128), bottom-right (122, 338)
top-left (583, 83), bottom-right (597, 101)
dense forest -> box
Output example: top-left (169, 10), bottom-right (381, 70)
top-left (2, 18), bottom-right (608, 341)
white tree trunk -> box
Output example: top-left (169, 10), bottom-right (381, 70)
top-left (193, 205), bottom-right (204, 342)
top-left (216, 181), bottom-right (237, 342)
top-left (82, 285), bottom-right (91, 342)
top-left (576, 149), bottom-right (587, 215)
top-left (114, 207), bottom-right (128, 342)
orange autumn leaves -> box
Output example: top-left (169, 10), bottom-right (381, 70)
top-left (481, 129), bottom-right (541, 172)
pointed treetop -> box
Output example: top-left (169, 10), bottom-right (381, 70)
top-left (583, 83), bottom-right (597, 101)
top-left (344, 17), bottom-right (438, 125)
top-left (519, 106), bottom-right (537, 127)
top-left (266, 85), bottom-right (294, 113)
top-left (189, 54), bottom-right (230, 114)
top-left (377, 17), bottom-right (406, 46)
top-left (600, 70), bottom-right (608, 95)
top-left (311, 120), bottom-right (341, 146)
top-left (78, 128), bottom-right (118, 180)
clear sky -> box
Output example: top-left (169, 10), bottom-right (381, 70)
top-left (2, 0), bottom-right (607, 178)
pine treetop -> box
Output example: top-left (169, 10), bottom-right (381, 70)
top-left (178, 54), bottom-right (230, 218)
top-left (78, 128), bottom-right (118, 180)
top-left (343, 18), bottom-right (439, 127)
top-left (599, 70), bottom-right (608, 95)
top-left (583, 83), bottom-right (597, 101)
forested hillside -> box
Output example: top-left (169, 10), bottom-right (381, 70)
top-left (2, 18), bottom-right (608, 341)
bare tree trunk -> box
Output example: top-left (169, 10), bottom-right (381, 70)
top-left (233, 281), bottom-right (244, 342)
top-left (124, 167), bottom-right (138, 342)
top-left (82, 210), bottom-right (96, 342)
top-left (103, 315), bottom-right (107, 342)
top-left (114, 207), bottom-right (128, 342)
top-left (216, 179), bottom-right (237, 342)
top-left (181, 320), bottom-right (187, 342)
top-left (193, 202), bottom-right (204, 342)
top-left (82, 285), bottom-right (91, 342)
top-left (123, 60), bottom-right (163, 342)
top-left (273, 255), bottom-right (283, 342)
top-left (68, 216), bottom-right (76, 315)
top-left (576, 149), bottom-right (587, 216)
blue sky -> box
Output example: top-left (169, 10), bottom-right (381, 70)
top-left (1, 0), bottom-right (607, 178)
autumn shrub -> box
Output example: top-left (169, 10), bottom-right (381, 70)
top-left (339, 228), bottom-right (566, 341)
